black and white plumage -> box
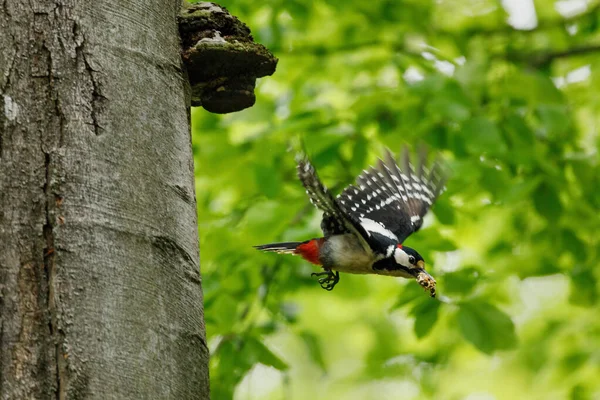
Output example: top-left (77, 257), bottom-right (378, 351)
top-left (296, 158), bottom-right (372, 252)
top-left (337, 147), bottom-right (446, 245)
top-left (255, 147), bottom-right (446, 296)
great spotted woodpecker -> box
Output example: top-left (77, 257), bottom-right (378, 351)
top-left (255, 147), bottom-right (446, 297)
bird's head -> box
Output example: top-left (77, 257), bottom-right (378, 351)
top-left (394, 245), bottom-right (436, 297)
top-left (393, 245), bottom-right (425, 271)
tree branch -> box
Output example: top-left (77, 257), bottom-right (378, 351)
top-left (515, 44), bottom-right (600, 67)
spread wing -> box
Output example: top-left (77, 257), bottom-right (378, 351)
top-left (336, 147), bottom-right (446, 243)
top-left (296, 157), bottom-right (373, 253)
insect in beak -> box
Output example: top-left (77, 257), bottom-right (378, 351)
top-left (413, 262), bottom-right (436, 298)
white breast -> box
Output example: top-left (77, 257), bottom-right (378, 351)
top-left (322, 234), bottom-right (377, 274)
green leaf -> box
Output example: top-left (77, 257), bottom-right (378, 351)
top-left (441, 267), bottom-right (480, 295)
top-left (561, 351), bottom-right (588, 374)
top-left (503, 70), bottom-right (564, 105)
top-left (500, 177), bottom-right (541, 203)
top-left (246, 337), bottom-right (289, 371)
top-left (351, 135), bottom-right (368, 171)
top-left (479, 165), bottom-right (510, 198)
top-left (535, 104), bottom-right (571, 139)
top-left (561, 229), bottom-right (586, 259)
top-left (410, 299), bottom-right (441, 338)
top-left (570, 384), bottom-right (591, 400)
top-left (303, 133), bottom-right (346, 164)
top-left (410, 74), bottom-right (446, 94)
top-left (427, 96), bottom-right (471, 122)
top-left (457, 301), bottom-right (517, 354)
top-left (211, 337), bottom-right (252, 400)
top-left (254, 164), bottom-right (281, 199)
top-left (569, 268), bottom-right (598, 307)
top-left (299, 331), bottom-right (327, 371)
top-left (503, 114), bottom-right (534, 146)
top-left (462, 116), bottom-right (507, 155)
top-left (569, 157), bottom-right (596, 185)
top-left (242, 200), bottom-right (295, 242)
top-left (410, 227), bottom-right (457, 253)
top-left (432, 198), bottom-right (455, 225)
top-left (533, 181), bottom-right (562, 222)
top-left (209, 295), bottom-right (239, 334)
top-left (391, 282), bottom-right (429, 310)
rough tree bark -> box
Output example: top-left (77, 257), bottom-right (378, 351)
top-left (0, 0), bottom-right (209, 398)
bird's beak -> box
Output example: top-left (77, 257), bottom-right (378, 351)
top-left (413, 261), bottom-right (432, 280)
top-left (415, 268), bottom-right (434, 281)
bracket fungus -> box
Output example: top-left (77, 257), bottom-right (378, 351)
top-left (179, 2), bottom-right (278, 113)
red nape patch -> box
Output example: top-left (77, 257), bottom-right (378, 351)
top-left (397, 244), bottom-right (403, 249)
top-left (295, 239), bottom-right (323, 265)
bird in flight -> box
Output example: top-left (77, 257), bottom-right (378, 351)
top-left (255, 147), bottom-right (446, 297)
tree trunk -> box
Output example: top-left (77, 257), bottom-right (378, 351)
top-left (0, 0), bottom-right (209, 398)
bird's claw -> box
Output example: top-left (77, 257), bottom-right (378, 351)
top-left (311, 270), bottom-right (340, 291)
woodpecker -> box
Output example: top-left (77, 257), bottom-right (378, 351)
top-left (255, 147), bottom-right (446, 297)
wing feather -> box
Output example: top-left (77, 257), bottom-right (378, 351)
top-left (296, 157), bottom-right (373, 253)
top-left (338, 146), bottom-right (446, 243)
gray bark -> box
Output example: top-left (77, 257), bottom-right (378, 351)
top-left (0, 0), bottom-right (209, 398)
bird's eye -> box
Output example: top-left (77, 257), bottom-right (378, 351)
top-left (409, 256), bottom-right (416, 264)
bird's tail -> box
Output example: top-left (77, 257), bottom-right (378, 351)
top-left (254, 238), bottom-right (324, 265)
top-left (253, 242), bottom-right (302, 255)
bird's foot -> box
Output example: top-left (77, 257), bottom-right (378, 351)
top-left (311, 270), bottom-right (340, 291)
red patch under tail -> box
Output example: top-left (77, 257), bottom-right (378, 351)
top-left (294, 238), bottom-right (324, 265)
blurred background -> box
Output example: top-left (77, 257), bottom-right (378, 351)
top-left (190, 0), bottom-right (600, 399)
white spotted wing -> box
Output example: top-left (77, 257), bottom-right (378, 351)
top-left (337, 147), bottom-right (446, 243)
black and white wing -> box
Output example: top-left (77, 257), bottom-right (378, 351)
top-left (337, 147), bottom-right (446, 244)
top-left (296, 157), bottom-right (372, 253)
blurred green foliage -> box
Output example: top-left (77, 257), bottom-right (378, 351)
top-left (191, 0), bottom-right (600, 399)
